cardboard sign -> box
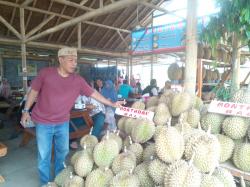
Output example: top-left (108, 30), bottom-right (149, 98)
top-left (115, 106), bottom-right (154, 121)
top-left (208, 100), bottom-right (250, 118)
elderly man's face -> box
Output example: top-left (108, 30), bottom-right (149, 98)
top-left (96, 80), bottom-right (103, 88)
top-left (59, 55), bottom-right (77, 74)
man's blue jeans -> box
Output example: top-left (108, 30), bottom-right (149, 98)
top-left (36, 122), bottom-right (69, 185)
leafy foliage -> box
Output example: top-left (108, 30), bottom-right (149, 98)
top-left (201, 0), bottom-right (250, 49)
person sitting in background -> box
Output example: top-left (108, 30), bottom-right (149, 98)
top-left (0, 78), bottom-right (11, 99)
top-left (101, 80), bottom-right (117, 131)
top-left (160, 81), bottom-right (171, 93)
top-left (70, 95), bottom-right (105, 149)
top-left (142, 79), bottom-right (159, 96)
top-left (118, 79), bottom-right (134, 99)
top-left (94, 79), bottom-right (103, 93)
top-left (134, 82), bottom-right (143, 95)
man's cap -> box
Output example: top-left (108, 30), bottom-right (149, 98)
top-left (58, 47), bottom-right (77, 57)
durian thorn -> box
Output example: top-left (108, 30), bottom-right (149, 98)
top-left (89, 127), bottom-right (93, 135)
top-left (104, 167), bottom-right (109, 171)
top-left (189, 152), bottom-right (195, 166)
top-left (63, 162), bottom-right (66, 168)
top-left (83, 143), bottom-right (87, 150)
top-left (208, 165), bottom-right (216, 177)
top-left (124, 146), bottom-right (127, 153)
top-left (69, 171), bottom-right (73, 179)
top-left (207, 124), bottom-right (211, 134)
top-left (106, 130), bottom-right (110, 140)
top-left (128, 136), bottom-right (133, 145)
top-left (167, 118), bottom-right (171, 127)
top-left (129, 167), bottom-right (134, 174)
top-left (150, 155), bottom-right (154, 160)
top-left (198, 122), bottom-right (201, 130)
top-left (116, 130), bottom-right (120, 136)
top-left (240, 176), bottom-right (246, 187)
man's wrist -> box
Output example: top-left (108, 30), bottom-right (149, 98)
top-left (22, 108), bottom-right (29, 113)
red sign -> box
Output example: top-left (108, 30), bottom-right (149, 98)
top-left (115, 106), bottom-right (154, 121)
top-left (208, 100), bottom-right (250, 117)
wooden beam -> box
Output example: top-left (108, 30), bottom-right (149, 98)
top-left (80, 0), bottom-right (89, 6)
top-left (6, 0), bottom-right (18, 36)
top-left (21, 0), bottom-right (34, 7)
top-left (52, 0), bottom-right (93, 12)
top-left (0, 16), bottom-right (21, 39)
top-left (48, 4), bottom-right (67, 41)
top-left (20, 7), bottom-right (28, 92)
top-left (64, 0), bottom-right (97, 44)
top-left (100, 0), bottom-right (103, 8)
top-left (85, 21), bottom-right (131, 33)
top-left (0, 37), bottom-right (128, 57)
top-left (25, 0), bottom-right (37, 29)
top-left (96, 6), bottom-right (135, 48)
top-left (26, 15), bottom-right (55, 38)
top-left (117, 30), bottom-right (129, 48)
top-left (26, 0), bottom-right (144, 42)
top-left (184, 0), bottom-right (198, 94)
top-left (78, 23), bottom-right (81, 48)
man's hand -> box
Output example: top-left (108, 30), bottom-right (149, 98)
top-left (20, 112), bottom-right (31, 127)
top-left (86, 104), bottom-right (96, 110)
top-left (112, 100), bottom-right (126, 108)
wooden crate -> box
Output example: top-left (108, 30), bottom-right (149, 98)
top-left (0, 142), bottom-right (7, 157)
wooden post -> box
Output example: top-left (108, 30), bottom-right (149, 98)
top-left (20, 7), bottom-right (27, 92)
top-left (0, 54), bottom-right (3, 81)
top-left (130, 56), bottom-right (133, 83)
top-left (231, 32), bottom-right (241, 95)
top-left (184, 0), bottom-right (198, 95)
top-left (77, 22), bottom-right (81, 49)
top-left (126, 58), bottom-right (130, 83)
top-left (197, 59), bottom-right (203, 97)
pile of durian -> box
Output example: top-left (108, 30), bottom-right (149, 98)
top-left (53, 89), bottom-right (250, 187)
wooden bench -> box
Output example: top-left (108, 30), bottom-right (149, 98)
top-left (20, 109), bottom-right (93, 147)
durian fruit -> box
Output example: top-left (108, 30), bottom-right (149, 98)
top-left (148, 158), bottom-right (168, 185)
top-left (230, 88), bottom-right (250, 104)
top-left (74, 150), bottom-right (94, 177)
top-left (201, 113), bottom-right (225, 134)
top-left (124, 118), bottom-right (136, 135)
top-left (117, 117), bottom-right (127, 132)
top-left (213, 167), bottom-right (236, 187)
top-left (45, 182), bottom-right (58, 187)
top-left (134, 162), bottom-right (154, 187)
top-left (153, 103), bottom-right (171, 126)
top-left (233, 143), bottom-right (250, 172)
top-left (70, 150), bottom-right (83, 166)
top-left (216, 134), bottom-right (235, 163)
top-left (193, 96), bottom-right (204, 112)
top-left (184, 133), bottom-right (220, 173)
top-left (54, 165), bottom-right (74, 186)
top-left (155, 126), bottom-right (184, 163)
top-left (85, 168), bottom-right (113, 187)
top-left (131, 119), bottom-right (155, 143)
top-left (63, 174), bottom-right (84, 187)
top-left (164, 160), bottom-right (186, 180)
top-left (168, 63), bottom-right (182, 81)
top-left (111, 148), bottom-right (136, 174)
top-left (123, 136), bottom-right (132, 148)
top-left (131, 101), bottom-right (145, 110)
top-left (109, 170), bottom-right (140, 187)
top-left (164, 160), bottom-right (201, 187)
top-left (143, 143), bottom-right (156, 162)
top-left (146, 96), bottom-right (159, 108)
top-left (171, 92), bottom-right (193, 116)
top-left (201, 174), bottom-right (224, 187)
top-left (183, 108), bottom-right (200, 128)
top-left (80, 133), bottom-right (98, 151)
top-left (93, 134), bottom-right (119, 168)
top-left (102, 131), bottom-right (122, 152)
top-left (128, 142), bottom-right (143, 164)
top-left (222, 117), bottom-right (248, 140)
top-left (154, 125), bottom-right (167, 140)
top-left (174, 121), bottom-right (193, 135)
top-left (146, 106), bottom-right (156, 112)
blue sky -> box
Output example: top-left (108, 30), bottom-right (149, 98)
top-left (154, 0), bottom-right (220, 26)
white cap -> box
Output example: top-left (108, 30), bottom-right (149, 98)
top-left (58, 47), bottom-right (77, 57)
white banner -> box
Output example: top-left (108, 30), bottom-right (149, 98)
top-left (208, 100), bottom-right (250, 118)
top-left (115, 106), bottom-right (155, 121)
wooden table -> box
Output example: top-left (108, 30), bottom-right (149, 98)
top-left (220, 161), bottom-right (250, 181)
top-left (20, 109), bottom-right (93, 146)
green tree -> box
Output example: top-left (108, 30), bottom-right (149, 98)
top-left (201, 0), bottom-right (250, 95)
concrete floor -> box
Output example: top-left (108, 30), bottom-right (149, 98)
top-left (0, 136), bottom-right (40, 187)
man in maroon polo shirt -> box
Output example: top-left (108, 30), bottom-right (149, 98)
top-left (21, 47), bottom-right (123, 186)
